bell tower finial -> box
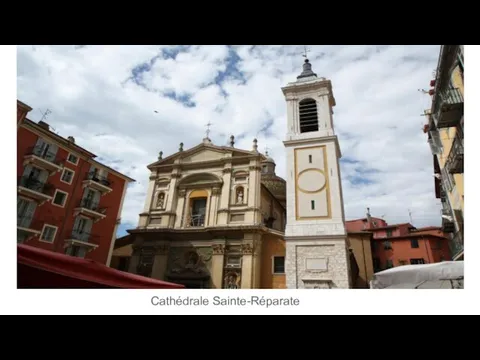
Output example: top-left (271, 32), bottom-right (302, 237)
top-left (297, 46), bottom-right (317, 80)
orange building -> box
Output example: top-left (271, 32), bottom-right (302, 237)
top-left (17, 99), bottom-right (135, 265)
top-left (346, 214), bottom-right (451, 273)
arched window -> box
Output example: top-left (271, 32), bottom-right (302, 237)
top-left (299, 98), bottom-right (318, 133)
top-left (235, 186), bottom-right (244, 204)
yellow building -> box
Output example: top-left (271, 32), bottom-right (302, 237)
top-left (425, 45), bottom-right (464, 260)
top-left (113, 136), bottom-right (287, 289)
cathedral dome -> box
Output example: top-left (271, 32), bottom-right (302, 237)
top-left (260, 152), bottom-right (286, 208)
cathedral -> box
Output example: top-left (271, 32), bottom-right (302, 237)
top-left (121, 136), bottom-right (287, 289)
top-left (114, 55), bottom-right (353, 289)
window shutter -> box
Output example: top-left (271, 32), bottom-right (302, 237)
top-left (22, 165), bottom-right (33, 177)
top-left (37, 169), bottom-right (49, 184)
top-left (34, 138), bottom-right (46, 155)
top-left (77, 247), bottom-right (87, 259)
top-left (45, 143), bottom-right (58, 162)
top-left (430, 130), bottom-right (443, 151)
top-left (72, 216), bottom-right (81, 233)
top-left (83, 219), bottom-right (93, 241)
top-left (22, 201), bottom-right (37, 228)
top-left (93, 190), bottom-right (101, 205)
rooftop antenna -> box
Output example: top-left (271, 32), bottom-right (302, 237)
top-left (38, 108), bottom-right (51, 122)
top-left (408, 209), bottom-right (413, 223)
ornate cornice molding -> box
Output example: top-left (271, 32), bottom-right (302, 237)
top-left (222, 167), bottom-right (232, 174)
top-left (249, 165), bottom-right (262, 171)
top-left (241, 243), bottom-right (254, 255)
top-left (212, 244), bottom-right (225, 255)
top-left (171, 172), bottom-right (182, 179)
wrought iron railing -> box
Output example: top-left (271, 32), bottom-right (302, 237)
top-left (18, 176), bottom-right (54, 195)
top-left (78, 199), bottom-right (107, 214)
top-left (450, 231), bottom-right (464, 258)
top-left (25, 146), bottom-right (63, 166)
top-left (436, 87), bottom-right (463, 112)
top-left (86, 171), bottom-right (111, 187)
top-left (185, 213), bottom-right (206, 227)
top-left (446, 135), bottom-right (464, 173)
top-left (69, 229), bottom-right (99, 244)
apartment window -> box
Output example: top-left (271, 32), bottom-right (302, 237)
top-left (373, 258), bottom-right (381, 272)
top-left (52, 190), bottom-right (68, 207)
top-left (371, 241), bottom-right (378, 251)
top-left (61, 168), bottom-right (75, 184)
top-left (410, 239), bottom-right (419, 248)
top-left (385, 259), bottom-right (394, 269)
top-left (398, 260), bottom-right (408, 266)
top-left (40, 225), bottom-right (57, 243)
top-left (273, 256), bottom-right (285, 274)
top-left (410, 258), bottom-right (426, 265)
top-left (386, 229), bottom-right (393, 238)
top-left (383, 241), bottom-right (392, 250)
top-left (67, 153), bottom-right (79, 165)
top-left (311, 200), bottom-right (315, 210)
top-left (308, 154), bottom-right (312, 163)
top-left (67, 245), bottom-right (87, 258)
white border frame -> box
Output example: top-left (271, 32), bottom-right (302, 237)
top-left (39, 223), bottom-right (58, 244)
top-left (60, 167), bottom-right (75, 185)
top-left (66, 152), bottom-right (80, 166)
top-left (52, 189), bottom-right (69, 208)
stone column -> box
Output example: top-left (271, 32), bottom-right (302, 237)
top-left (174, 189), bottom-right (187, 228)
top-left (248, 162), bottom-right (262, 224)
top-left (151, 243), bottom-right (170, 280)
top-left (208, 187), bottom-right (221, 226)
top-left (217, 165), bottom-right (232, 225)
top-left (165, 163), bottom-right (182, 212)
top-left (211, 242), bottom-right (225, 289)
top-left (252, 237), bottom-right (262, 288)
top-left (240, 241), bottom-right (254, 289)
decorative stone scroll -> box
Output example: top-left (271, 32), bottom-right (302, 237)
top-left (212, 187), bottom-right (221, 195)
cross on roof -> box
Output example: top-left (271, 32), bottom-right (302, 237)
top-left (302, 46), bottom-right (311, 59)
top-left (205, 121), bottom-right (212, 138)
top-left (264, 145), bottom-right (270, 155)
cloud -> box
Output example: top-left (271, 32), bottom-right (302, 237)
top-left (17, 45), bottom-right (442, 234)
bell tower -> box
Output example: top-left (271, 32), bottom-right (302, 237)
top-left (282, 55), bottom-right (351, 289)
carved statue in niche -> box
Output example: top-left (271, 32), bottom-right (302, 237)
top-left (157, 192), bottom-right (165, 209)
top-left (236, 187), bottom-right (244, 204)
top-left (224, 271), bottom-right (241, 289)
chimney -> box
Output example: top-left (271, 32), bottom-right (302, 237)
top-left (38, 121), bottom-right (50, 131)
top-left (67, 136), bottom-right (75, 143)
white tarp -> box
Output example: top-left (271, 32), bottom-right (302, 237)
top-left (369, 261), bottom-right (464, 289)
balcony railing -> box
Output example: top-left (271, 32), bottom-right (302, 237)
top-left (69, 229), bottom-right (99, 244)
top-left (450, 230), bottom-right (464, 259)
top-left (441, 202), bottom-right (455, 233)
top-left (434, 88), bottom-right (464, 128)
top-left (78, 199), bottom-right (107, 214)
top-left (86, 172), bottom-right (111, 187)
top-left (18, 176), bottom-right (55, 196)
top-left (447, 135), bottom-right (464, 174)
top-left (25, 146), bottom-right (64, 166)
top-left (185, 213), bottom-right (206, 227)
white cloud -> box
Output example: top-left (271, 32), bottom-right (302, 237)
top-left (17, 45), bottom-right (443, 231)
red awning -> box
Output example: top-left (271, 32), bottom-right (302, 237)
top-left (17, 244), bottom-right (184, 289)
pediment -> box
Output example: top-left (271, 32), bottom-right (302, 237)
top-left (182, 148), bottom-right (226, 163)
top-left (148, 142), bottom-right (260, 169)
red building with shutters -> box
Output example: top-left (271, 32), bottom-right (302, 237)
top-left (346, 214), bottom-right (452, 273)
top-left (17, 100), bottom-right (135, 265)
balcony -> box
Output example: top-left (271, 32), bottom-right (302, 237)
top-left (23, 146), bottom-right (63, 174)
top-left (441, 202), bottom-right (455, 233)
top-left (17, 176), bottom-right (54, 205)
top-left (82, 172), bottom-right (113, 195)
top-left (434, 88), bottom-right (463, 128)
top-left (73, 199), bottom-right (107, 222)
top-left (447, 135), bottom-right (464, 174)
top-left (450, 230), bottom-right (464, 261)
top-left (17, 215), bottom-right (42, 243)
top-left (65, 230), bottom-right (99, 252)
top-left (185, 213), bottom-right (206, 228)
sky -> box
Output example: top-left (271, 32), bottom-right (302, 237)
top-left (16, 45), bottom-right (443, 236)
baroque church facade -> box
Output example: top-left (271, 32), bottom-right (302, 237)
top-left (124, 137), bottom-right (287, 289)
top-left (116, 56), bottom-right (354, 289)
